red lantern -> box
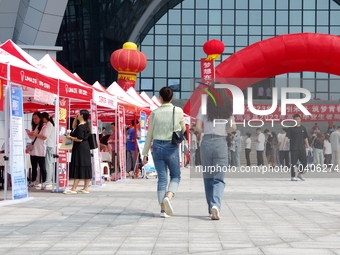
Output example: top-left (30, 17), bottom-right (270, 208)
top-left (203, 39), bottom-right (225, 60)
top-left (110, 42), bottom-right (147, 91)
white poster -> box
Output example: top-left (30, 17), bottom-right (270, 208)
top-left (9, 86), bottom-right (28, 199)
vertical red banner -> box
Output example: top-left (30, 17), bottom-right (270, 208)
top-left (200, 58), bottom-right (215, 84)
top-left (58, 98), bottom-right (69, 188)
top-left (0, 79), bottom-right (3, 111)
top-left (118, 106), bottom-right (126, 179)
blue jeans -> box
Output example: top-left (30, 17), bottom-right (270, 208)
top-left (190, 149), bottom-right (196, 166)
top-left (45, 146), bottom-right (54, 185)
top-left (152, 140), bottom-right (181, 204)
top-left (234, 148), bottom-right (241, 167)
top-left (200, 135), bottom-right (227, 214)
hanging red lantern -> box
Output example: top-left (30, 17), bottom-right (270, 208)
top-left (110, 42), bottom-right (147, 91)
top-left (203, 39), bottom-right (225, 60)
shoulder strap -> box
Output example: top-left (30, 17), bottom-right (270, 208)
top-left (173, 106), bottom-right (175, 132)
top-left (32, 127), bottom-right (42, 145)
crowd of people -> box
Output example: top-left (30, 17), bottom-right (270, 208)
top-left (22, 86), bottom-right (340, 221)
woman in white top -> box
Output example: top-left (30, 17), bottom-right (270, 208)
top-left (324, 133), bottom-right (332, 169)
top-left (142, 87), bottom-right (185, 218)
top-left (196, 86), bottom-right (236, 220)
top-left (42, 112), bottom-right (55, 187)
top-left (245, 133), bottom-right (251, 166)
top-left (28, 112), bottom-right (47, 189)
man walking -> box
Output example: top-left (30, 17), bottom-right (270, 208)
top-left (330, 126), bottom-right (340, 171)
top-left (233, 129), bottom-right (242, 167)
top-left (283, 114), bottom-right (311, 181)
top-left (254, 128), bottom-right (265, 167)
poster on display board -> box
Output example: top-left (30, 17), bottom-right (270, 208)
top-left (140, 111), bottom-right (146, 138)
top-left (8, 86), bottom-right (28, 200)
top-left (118, 105), bottom-right (126, 180)
top-left (57, 98), bottom-right (69, 189)
top-left (90, 100), bottom-right (101, 186)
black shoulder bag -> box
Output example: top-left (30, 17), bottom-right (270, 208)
top-left (171, 106), bottom-right (184, 145)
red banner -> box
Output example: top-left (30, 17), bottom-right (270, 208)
top-left (118, 105), bottom-right (126, 180)
top-left (58, 98), bottom-right (69, 188)
top-left (200, 58), bottom-right (215, 84)
top-left (10, 66), bottom-right (57, 94)
top-left (0, 79), bottom-right (3, 111)
top-left (234, 104), bottom-right (340, 122)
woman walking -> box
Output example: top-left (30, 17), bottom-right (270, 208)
top-left (28, 112), bottom-right (48, 189)
top-left (196, 87), bottom-right (236, 220)
top-left (64, 110), bottom-right (92, 194)
top-left (142, 87), bottom-right (185, 218)
top-left (42, 112), bottom-right (55, 187)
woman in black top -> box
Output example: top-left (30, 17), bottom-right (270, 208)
top-left (64, 110), bottom-right (92, 194)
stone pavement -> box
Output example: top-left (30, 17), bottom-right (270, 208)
top-left (1, 169), bottom-right (340, 255)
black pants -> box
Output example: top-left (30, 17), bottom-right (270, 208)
top-left (256, 150), bottom-right (264, 166)
top-left (279, 150), bottom-right (290, 167)
top-left (245, 148), bottom-right (251, 166)
top-left (290, 150), bottom-right (307, 177)
top-left (30, 155), bottom-right (47, 183)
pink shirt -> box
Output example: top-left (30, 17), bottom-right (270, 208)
top-left (108, 132), bottom-right (118, 151)
top-left (29, 125), bottom-right (47, 157)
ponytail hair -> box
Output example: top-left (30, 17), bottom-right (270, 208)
top-left (42, 112), bottom-right (55, 127)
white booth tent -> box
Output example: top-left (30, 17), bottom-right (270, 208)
top-left (0, 47), bottom-right (59, 201)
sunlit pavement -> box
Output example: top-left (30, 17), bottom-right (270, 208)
top-left (0, 169), bottom-right (340, 255)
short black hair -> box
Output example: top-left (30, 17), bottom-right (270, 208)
top-left (283, 128), bottom-right (288, 132)
top-left (264, 129), bottom-right (270, 133)
top-left (131, 120), bottom-right (139, 126)
top-left (159, 87), bottom-right (173, 102)
top-left (256, 128), bottom-right (261, 131)
top-left (293, 114), bottom-right (301, 119)
top-left (189, 128), bottom-right (194, 132)
top-left (102, 127), bottom-right (106, 130)
top-left (110, 122), bottom-right (115, 126)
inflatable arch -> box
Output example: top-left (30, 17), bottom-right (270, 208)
top-left (184, 33), bottom-right (340, 116)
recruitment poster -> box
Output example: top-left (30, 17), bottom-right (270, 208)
top-left (58, 97), bottom-right (69, 189)
top-left (118, 105), bottom-right (126, 180)
top-left (9, 86), bottom-right (28, 200)
top-left (90, 101), bottom-right (101, 185)
top-left (140, 111), bottom-right (146, 138)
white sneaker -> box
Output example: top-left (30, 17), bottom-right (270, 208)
top-left (160, 212), bottom-right (171, 218)
top-left (291, 177), bottom-right (298, 181)
top-left (297, 174), bottom-right (305, 181)
top-left (211, 206), bottom-right (220, 220)
top-left (163, 197), bottom-right (174, 216)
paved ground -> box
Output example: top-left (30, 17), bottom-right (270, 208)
top-left (1, 169), bottom-right (340, 255)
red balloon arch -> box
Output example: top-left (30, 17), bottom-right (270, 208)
top-left (185, 33), bottom-right (340, 116)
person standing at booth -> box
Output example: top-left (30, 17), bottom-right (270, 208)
top-left (142, 87), bottom-right (185, 218)
top-left (42, 112), bottom-right (55, 188)
top-left (28, 112), bottom-right (48, 190)
top-left (64, 110), bottom-right (92, 194)
top-left (126, 120), bottom-right (139, 177)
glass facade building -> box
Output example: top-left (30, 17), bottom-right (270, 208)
top-left (57, 0), bottom-right (340, 100)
